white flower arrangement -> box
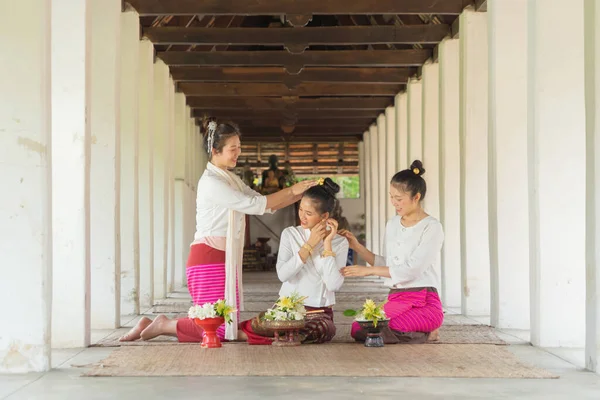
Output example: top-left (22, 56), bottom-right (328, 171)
top-left (188, 299), bottom-right (235, 324)
top-left (262, 292), bottom-right (307, 322)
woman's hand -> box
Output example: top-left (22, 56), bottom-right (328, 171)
top-left (324, 218), bottom-right (338, 246)
top-left (338, 229), bottom-right (360, 250)
top-left (307, 220), bottom-right (327, 248)
top-left (291, 180), bottom-right (318, 196)
top-left (340, 265), bottom-right (371, 277)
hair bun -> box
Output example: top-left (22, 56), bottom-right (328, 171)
top-left (322, 177), bottom-right (340, 196)
top-left (409, 160), bottom-right (425, 176)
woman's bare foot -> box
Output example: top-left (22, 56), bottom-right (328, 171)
top-left (140, 314), bottom-right (177, 340)
top-left (119, 317), bottom-right (152, 342)
top-left (428, 329), bottom-right (440, 342)
top-left (236, 329), bottom-right (248, 342)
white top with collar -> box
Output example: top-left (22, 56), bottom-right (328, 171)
top-left (373, 215), bottom-right (444, 290)
top-left (276, 226), bottom-right (349, 307)
top-left (193, 164), bottom-right (273, 243)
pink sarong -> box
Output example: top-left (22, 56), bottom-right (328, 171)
top-left (351, 287), bottom-right (443, 344)
top-left (176, 243), bottom-right (239, 342)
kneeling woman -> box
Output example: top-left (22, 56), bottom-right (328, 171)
top-left (340, 161), bottom-right (444, 343)
top-left (241, 178), bottom-right (349, 344)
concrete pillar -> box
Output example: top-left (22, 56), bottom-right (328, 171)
top-left (119, 7), bottom-right (140, 316)
top-left (407, 79), bottom-right (423, 163)
top-left (363, 131), bottom-right (372, 251)
top-left (90, 0), bottom-right (121, 329)
top-left (50, 0), bottom-right (91, 348)
top-left (138, 39), bottom-right (155, 308)
top-left (459, 8), bottom-right (490, 316)
top-left (153, 60), bottom-right (169, 301)
top-left (0, 0), bottom-right (52, 372)
top-left (174, 93), bottom-right (188, 290)
top-left (585, 0), bottom-right (600, 373)
top-left (422, 61), bottom-right (441, 220)
top-left (377, 114), bottom-right (387, 249)
top-left (488, 0), bottom-right (530, 330)
top-left (385, 106), bottom-right (397, 220)
top-left (167, 78), bottom-right (176, 293)
top-left (529, 0), bottom-right (586, 347)
top-left (439, 38), bottom-right (462, 309)
top-left (369, 125), bottom-right (380, 257)
top-left (395, 92), bottom-right (409, 171)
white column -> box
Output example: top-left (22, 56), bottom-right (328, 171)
top-left (364, 132), bottom-right (372, 251)
top-left (153, 60), bottom-right (169, 301)
top-left (439, 38), bottom-right (462, 309)
top-left (369, 125), bottom-right (380, 256)
top-left (385, 106), bottom-right (397, 220)
top-left (174, 93), bottom-right (187, 290)
top-left (528, 0), bottom-right (586, 347)
top-left (395, 92), bottom-right (409, 171)
top-left (359, 140), bottom-right (367, 259)
top-left (422, 60), bottom-right (442, 300)
top-left (90, 0), bottom-right (121, 329)
top-left (408, 79), bottom-right (423, 163)
top-left (377, 114), bottom-right (387, 251)
top-left (488, 0), bottom-right (530, 330)
top-left (422, 61), bottom-right (441, 219)
top-left (138, 39), bottom-right (155, 308)
top-left (585, 0), bottom-right (600, 373)
top-left (167, 78), bottom-right (176, 293)
top-left (459, 8), bottom-right (490, 316)
top-left (119, 7), bottom-right (140, 315)
top-left (50, 0), bottom-right (91, 348)
top-left (0, 0), bottom-right (52, 372)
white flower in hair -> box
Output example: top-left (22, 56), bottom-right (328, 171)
top-left (207, 120), bottom-right (217, 153)
top-left (208, 121), bottom-right (217, 133)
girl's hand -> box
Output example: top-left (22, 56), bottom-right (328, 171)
top-left (307, 220), bottom-right (327, 248)
top-left (340, 265), bottom-right (371, 277)
top-left (291, 180), bottom-right (318, 196)
top-left (338, 229), bottom-right (360, 250)
top-left (324, 218), bottom-right (338, 244)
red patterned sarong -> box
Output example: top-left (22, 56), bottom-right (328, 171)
top-left (240, 307), bottom-right (336, 345)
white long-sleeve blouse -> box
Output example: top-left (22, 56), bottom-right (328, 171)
top-left (276, 226), bottom-right (349, 307)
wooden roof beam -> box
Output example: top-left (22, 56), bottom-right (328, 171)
top-left (158, 49), bottom-right (431, 74)
top-left (170, 67), bottom-right (415, 85)
top-left (191, 109), bottom-right (381, 119)
top-left (177, 82), bottom-right (404, 97)
top-left (144, 25), bottom-right (450, 50)
top-left (186, 96), bottom-right (394, 110)
top-left (128, 0), bottom-right (472, 16)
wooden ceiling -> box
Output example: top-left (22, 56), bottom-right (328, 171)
top-left (127, 0), bottom-right (474, 143)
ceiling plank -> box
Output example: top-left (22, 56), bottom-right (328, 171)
top-left (191, 109), bottom-right (380, 119)
top-left (144, 25), bottom-right (450, 46)
top-left (178, 82), bottom-right (403, 96)
top-left (187, 96), bottom-right (393, 109)
top-left (170, 66), bottom-right (415, 84)
top-left (233, 118), bottom-right (373, 127)
top-left (127, 0), bottom-right (469, 16)
top-left (158, 50), bottom-right (431, 73)
top-left (240, 126), bottom-right (364, 135)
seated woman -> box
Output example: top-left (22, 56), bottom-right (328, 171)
top-left (340, 160), bottom-right (444, 344)
top-left (240, 178), bottom-right (349, 344)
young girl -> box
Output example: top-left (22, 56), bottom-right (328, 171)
top-left (241, 178), bottom-right (349, 344)
top-left (120, 119), bottom-right (317, 343)
top-left (340, 160), bottom-right (444, 343)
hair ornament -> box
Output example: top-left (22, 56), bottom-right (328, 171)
top-left (207, 121), bottom-right (217, 152)
top-left (413, 167), bottom-right (420, 175)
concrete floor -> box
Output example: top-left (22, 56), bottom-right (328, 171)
top-left (2, 272), bottom-right (600, 399)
